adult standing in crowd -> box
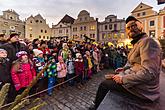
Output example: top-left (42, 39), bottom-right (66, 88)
top-left (0, 33), bottom-right (27, 62)
top-left (89, 16), bottom-right (162, 110)
top-left (0, 34), bottom-right (8, 46)
top-left (0, 33), bottom-right (28, 103)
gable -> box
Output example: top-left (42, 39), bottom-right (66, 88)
top-left (131, 2), bottom-right (153, 13)
top-left (55, 22), bottom-right (68, 28)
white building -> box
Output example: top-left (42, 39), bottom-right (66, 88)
top-left (25, 14), bottom-right (51, 41)
top-left (52, 14), bottom-right (75, 40)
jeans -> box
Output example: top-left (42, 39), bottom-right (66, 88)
top-left (48, 77), bottom-right (56, 95)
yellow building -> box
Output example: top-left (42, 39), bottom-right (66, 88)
top-left (99, 15), bottom-right (126, 44)
top-left (131, 2), bottom-right (165, 39)
top-left (25, 14), bottom-right (51, 41)
top-left (0, 9), bottom-right (25, 38)
top-left (72, 10), bottom-right (98, 42)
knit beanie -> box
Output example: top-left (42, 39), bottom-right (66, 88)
top-left (33, 49), bottom-right (43, 57)
top-left (16, 51), bottom-right (27, 58)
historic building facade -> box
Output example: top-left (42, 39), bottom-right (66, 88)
top-left (98, 15), bottom-right (126, 44)
top-left (25, 14), bottom-right (51, 41)
top-left (131, 2), bottom-right (165, 39)
top-left (52, 14), bottom-right (75, 40)
top-left (71, 10), bottom-right (98, 42)
top-left (0, 9), bottom-right (25, 38)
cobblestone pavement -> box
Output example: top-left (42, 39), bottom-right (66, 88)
top-left (38, 69), bottom-right (113, 110)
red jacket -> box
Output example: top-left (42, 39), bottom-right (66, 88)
top-left (11, 62), bottom-right (36, 91)
top-left (75, 59), bottom-right (84, 75)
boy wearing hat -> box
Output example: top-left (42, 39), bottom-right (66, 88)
top-left (33, 49), bottom-right (47, 93)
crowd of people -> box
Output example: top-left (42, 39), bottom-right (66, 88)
top-left (0, 33), bottom-right (128, 104)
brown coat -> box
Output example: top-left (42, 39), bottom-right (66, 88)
top-left (120, 34), bottom-right (161, 101)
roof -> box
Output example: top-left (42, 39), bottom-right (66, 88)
top-left (131, 2), bottom-right (153, 13)
top-left (59, 14), bottom-right (75, 24)
top-left (3, 9), bottom-right (19, 16)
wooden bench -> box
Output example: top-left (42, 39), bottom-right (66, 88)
top-left (97, 73), bottom-right (165, 110)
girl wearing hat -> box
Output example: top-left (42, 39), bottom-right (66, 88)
top-left (57, 56), bottom-right (67, 88)
top-left (11, 51), bottom-right (36, 93)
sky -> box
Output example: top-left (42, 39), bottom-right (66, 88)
top-left (0, 0), bottom-right (164, 27)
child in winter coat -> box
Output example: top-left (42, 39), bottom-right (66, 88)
top-left (66, 53), bottom-right (75, 86)
top-left (75, 53), bottom-right (84, 86)
top-left (47, 57), bottom-right (57, 95)
top-left (57, 56), bottom-right (67, 87)
top-left (33, 49), bottom-right (47, 93)
top-left (11, 51), bottom-right (36, 94)
top-left (84, 51), bottom-right (93, 79)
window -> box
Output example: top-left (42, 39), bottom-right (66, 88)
top-left (90, 34), bottom-right (92, 38)
top-left (2, 30), bottom-right (6, 34)
top-left (30, 34), bottom-right (32, 38)
top-left (45, 30), bottom-right (47, 33)
top-left (109, 19), bottom-right (112, 22)
top-left (10, 17), bottom-right (13, 19)
top-left (140, 6), bottom-right (143, 8)
top-left (80, 34), bottom-right (83, 38)
top-left (43, 36), bottom-right (45, 39)
top-left (84, 26), bottom-right (86, 30)
top-left (93, 34), bottom-right (95, 38)
top-left (47, 36), bottom-right (49, 39)
top-left (105, 25), bottom-right (108, 30)
top-left (41, 29), bottom-right (43, 33)
top-left (109, 24), bottom-right (112, 30)
top-left (114, 24), bottom-right (117, 31)
top-left (73, 27), bottom-right (77, 32)
top-left (80, 26), bottom-right (83, 31)
top-left (18, 32), bottom-right (21, 35)
top-left (108, 33), bottom-right (111, 38)
top-left (60, 25), bottom-right (62, 27)
top-left (29, 27), bottom-right (32, 31)
top-left (66, 29), bottom-right (68, 33)
top-left (30, 20), bottom-right (32, 23)
top-left (39, 35), bottom-right (41, 39)
top-left (137, 13), bottom-right (140, 17)
top-left (36, 20), bottom-right (39, 23)
top-left (102, 33), bottom-right (106, 39)
top-left (59, 30), bottom-right (62, 33)
top-left (90, 26), bottom-right (95, 30)
top-left (80, 18), bottom-right (82, 21)
top-left (142, 12), bottom-right (146, 16)
top-left (150, 20), bottom-right (155, 26)
top-left (40, 20), bottom-right (42, 23)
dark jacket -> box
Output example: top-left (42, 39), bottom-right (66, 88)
top-left (0, 42), bottom-right (27, 62)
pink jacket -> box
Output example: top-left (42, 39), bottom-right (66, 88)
top-left (11, 63), bottom-right (36, 91)
top-left (57, 62), bottom-right (67, 78)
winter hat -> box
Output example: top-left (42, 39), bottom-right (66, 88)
top-left (58, 56), bottom-right (63, 61)
top-left (126, 16), bottom-right (139, 24)
top-left (16, 51), bottom-right (27, 58)
top-left (33, 49), bottom-right (43, 57)
top-left (10, 33), bottom-right (19, 39)
top-left (76, 53), bottom-right (81, 58)
top-left (0, 48), bottom-right (7, 53)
